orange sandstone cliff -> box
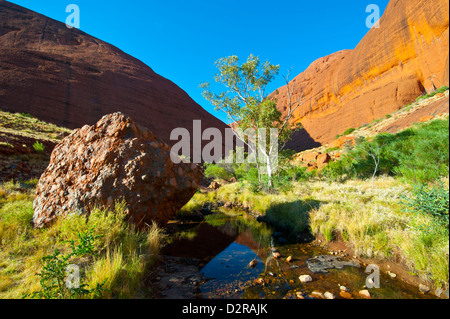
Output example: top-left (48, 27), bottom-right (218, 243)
top-left (272, 0), bottom-right (449, 147)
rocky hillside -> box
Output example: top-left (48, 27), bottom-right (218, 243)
top-left (294, 89), bottom-right (449, 171)
top-left (0, 110), bottom-right (71, 182)
top-left (0, 0), bottom-right (230, 154)
top-left (272, 0), bottom-right (449, 148)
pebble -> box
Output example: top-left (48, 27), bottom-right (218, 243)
top-left (324, 291), bottom-right (335, 299)
top-left (299, 275), bottom-right (313, 283)
top-left (273, 252), bottom-right (281, 259)
top-left (311, 291), bottom-right (325, 299)
top-left (286, 256), bottom-right (293, 263)
top-left (387, 271), bottom-right (397, 278)
top-left (359, 290), bottom-right (371, 299)
top-left (296, 292), bottom-right (305, 299)
top-left (419, 284), bottom-right (430, 294)
top-left (340, 291), bottom-right (352, 299)
top-left (339, 285), bottom-right (349, 292)
top-left (435, 288), bottom-right (443, 298)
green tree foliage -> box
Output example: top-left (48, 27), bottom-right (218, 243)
top-left (201, 55), bottom-right (303, 188)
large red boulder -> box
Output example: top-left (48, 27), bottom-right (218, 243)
top-left (32, 112), bottom-right (202, 228)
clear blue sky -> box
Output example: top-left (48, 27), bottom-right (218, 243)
top-left (8, 0), bottom-right (389, 124)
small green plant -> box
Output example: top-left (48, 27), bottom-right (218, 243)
top-left (343, 127), bottom-right (356, 135)
top-left (401, 181), bottom-right (449, 232)
top-left (335, 127), bottom-right (356, 140)
top-left (27, 228), bottom-right (107, 299)
top-left (435, 85), bottom-right (450, 94)
top-left (18, 113), bottom-right (33, 118)
top-left (32, 141), bottom-right (45, 153)
top-left (325, 146), bottom-right (340, 153)
top-left (416, 86), bottom-right (449, 102)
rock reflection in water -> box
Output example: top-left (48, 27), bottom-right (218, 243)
top-left (160, 209), bottom-right (437, 300)
top-left (200, 242), bottom-right (264, 298)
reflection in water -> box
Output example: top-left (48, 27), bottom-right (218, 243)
top-left (200, 242), bottom-right (264, 299)
top-left (164, 209), bottom-right (436, 299)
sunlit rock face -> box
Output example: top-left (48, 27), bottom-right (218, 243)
top-left (271, 0), bottom-right (449, 146)
top-left (33, 112), bottom-right (203, 228)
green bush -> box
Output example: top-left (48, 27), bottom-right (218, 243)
top-left (203, 163), bottom-right (232, 180)
top-left (335, 127), bottom-right (356, 140)
top-left (18, 113), bottom-right (33, 118)
top-left (401, 181), bottom-right (449, 231)
top-left (27, 228), bottom-right (106, 299)
top-left (242, 167), bottom-right (294, 194)
top-left (320, 118), bottom-right (449, 183)
top-left (343, 127), bottom-right (356, 135)
top-left (32, 141), bottom-right (45, 153)
top-left (244, 167), bottom-right (263, 193)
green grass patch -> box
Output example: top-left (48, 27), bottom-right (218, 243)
top-left (416, 86), bottom-right (449, 102)
top-left (0, 182), bottom-right (165, 299)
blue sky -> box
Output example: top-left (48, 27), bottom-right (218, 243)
top-left (8, 0), bottom-right (389, 124)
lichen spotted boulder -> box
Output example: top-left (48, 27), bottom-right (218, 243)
top-left (32, 112), bottom-right (202, 228)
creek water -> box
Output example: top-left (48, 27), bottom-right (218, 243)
top-left (161, 207), bottom-right (435, 299)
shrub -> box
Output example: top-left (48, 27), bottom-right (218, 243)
top-left (32, 141), bottom-right (45, 153)
top-left (18, 113), bottom-right (33, 118)
top-left (244, 167), bottom-right (262, 193)
top-left (335, 127), bottom-right (356, 140)
top-left (392, 119), bottom-right (449, 182)
top-left (325, 146), bottom-right (340, 153)
top-left (203, 163), bottom-right (232, 180)
top-left (320, 118), bottom-right (449, 183)
top-left (343, 127), bottom-right (356, 135)
top-left (401, 181), bottom-right (449, 232)
top-left (27, 228), bottom-right (107, 299)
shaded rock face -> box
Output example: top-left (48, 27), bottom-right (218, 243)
top-left (0, 1), bottom-right (230, 155)
top-left (272, 0), bottom-right (449, 147)
top-left (32, 112), bottom-right (203, 228)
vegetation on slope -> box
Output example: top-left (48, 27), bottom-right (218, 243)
top-left (0, 111), bottom-right (71, 143)
top-left (0, 181), bottom-right (164, 299)
top-left (194, 115), bottom-right (450, 289)
top-left (320, 118), bottom-right (449, 183)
